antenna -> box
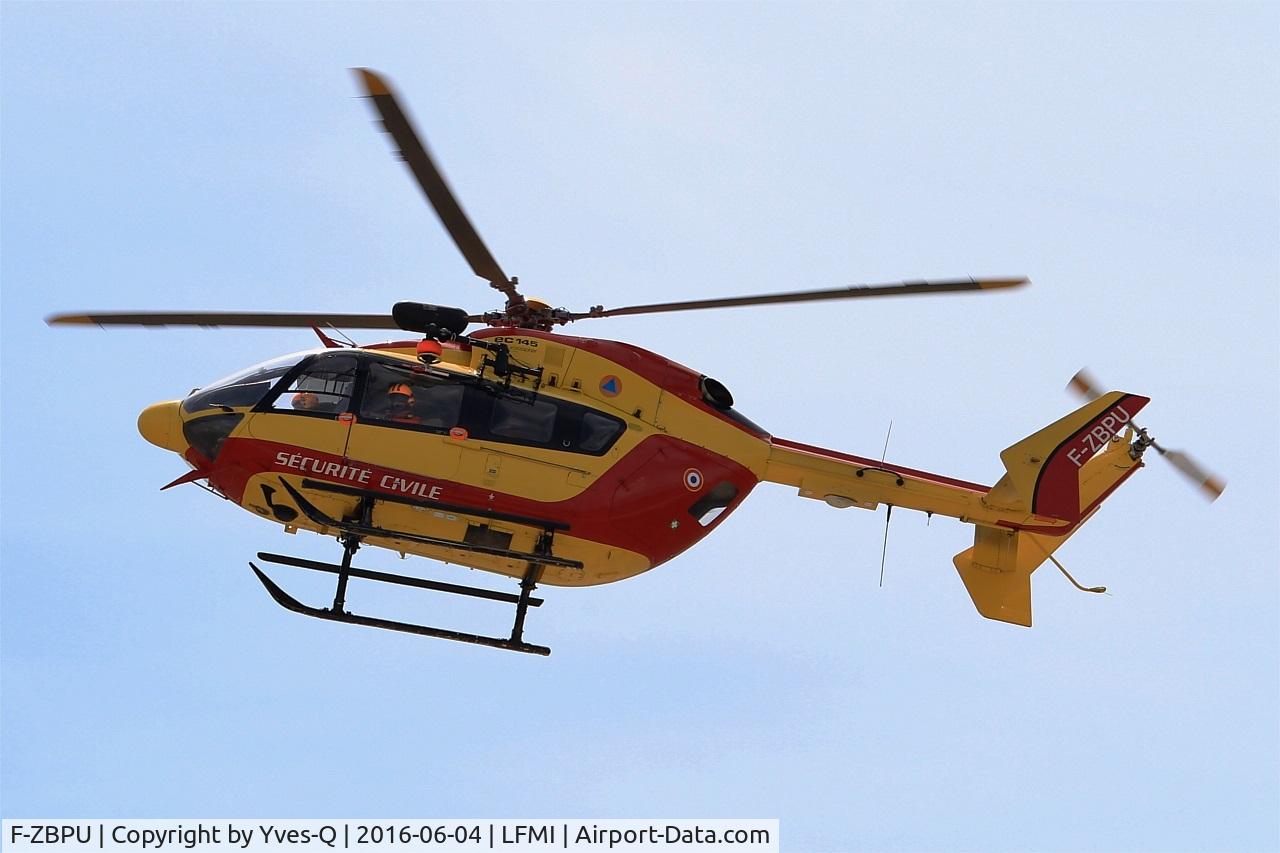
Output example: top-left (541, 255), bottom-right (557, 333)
top-left (878, 420), bottom-right (894, 587)
top-left (1030, 538), bottom-right (1107, 594)
top-left (324, 324), bottom-right (358, 347)
top-left (878, 504), bottom-right (893, 587)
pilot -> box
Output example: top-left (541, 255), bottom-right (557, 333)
top-left (386, 383), bottom-right (422, 424)
top-left (291, 391), bottom-right (322, 411)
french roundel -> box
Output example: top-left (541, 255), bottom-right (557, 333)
top-left (684, 468), bottom-right (704, 491)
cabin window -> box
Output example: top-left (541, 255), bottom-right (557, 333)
top-left (354, 355), bottom-right (625, 455)
top-left (578, 411), bottom-right (625, 453)
top-left (360, 361), bottom-right (462, 429)
top-left (489, 397), bottom-right (557, 444)
top-left (268, 355), bottom-right (358, 416)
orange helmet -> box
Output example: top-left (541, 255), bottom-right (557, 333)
top-left (388, 383), bottom-right (414, 400)
top-left (291, 391), bottom-right (319, 409)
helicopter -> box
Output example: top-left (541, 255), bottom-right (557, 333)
top-left (46, 69), bottom-right (1225, 656)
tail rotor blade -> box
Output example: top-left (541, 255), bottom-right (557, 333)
top-left (1067, 367), bottom-right (1104, 401)
top-left (1161, 449), bottom-right (1227, 501)
top-left (1064, 368), bottom-right (1224, 502)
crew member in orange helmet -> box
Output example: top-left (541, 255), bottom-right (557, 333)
top-left (291, 391), bottom-right (322, 411)
top-left (386, 383), bottom-right (421, 424)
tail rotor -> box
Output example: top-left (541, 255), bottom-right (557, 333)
top-left (1067, 368), bottom-right (1225, 501)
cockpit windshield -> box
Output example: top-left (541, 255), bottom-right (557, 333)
top-left (182, 351), bottom-right (311, 414)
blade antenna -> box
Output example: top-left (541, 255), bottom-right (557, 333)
top-left (324, 324), bottom-right (358, 347)
top-left (878, 420), bottom-right (894, 588)
top-left (878, 505), bottom-right (893, 588)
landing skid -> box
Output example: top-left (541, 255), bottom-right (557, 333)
top-left (250, 563), bottom-right (550, 655)
top-left (250, 478), bottom-right (568, 655)
top-left (251, 547), bottom-right (551, 655)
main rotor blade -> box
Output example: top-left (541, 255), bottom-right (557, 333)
top-left (563, 277), bottom-right (1027, 321)
top-left (353, 68), bottom-right (520, 305)
top-left (46, 311), bottom-right (399, 329)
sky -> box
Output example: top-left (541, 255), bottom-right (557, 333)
top-left (2, 3), bottom-right (1277, 850)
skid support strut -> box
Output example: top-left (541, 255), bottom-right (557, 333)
top-left (510, 532), bottom-right (551, 645)
top-left (329, 498), bottom-right (371, 614)
top-left (331, 534), bottom-right (358, 614)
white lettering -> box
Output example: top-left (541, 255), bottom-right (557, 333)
top-left (1067, 404), bottom-right (1135, 468)
top-left (274, 452), bottom-right (437, 495)
top-left (274, 451), bottom-right (377, 486)
top-left (376, 474), bottom-right (444, 499)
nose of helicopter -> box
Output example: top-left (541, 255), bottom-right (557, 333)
top-left (138, 401), bottom-right (186, 453)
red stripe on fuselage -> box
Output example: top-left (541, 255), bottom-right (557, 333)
top-left (769, 437), bottom-right (991, 493)
top-left (361, 339), bottom-right (472, 353)
top-left (209, 434), bottom-right (758, 568)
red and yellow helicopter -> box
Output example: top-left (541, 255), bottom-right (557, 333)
top-left (47, 69), bottom-right (1224, 655)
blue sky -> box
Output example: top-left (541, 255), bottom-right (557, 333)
top-left (2, 3), bottom-right (1277, 850)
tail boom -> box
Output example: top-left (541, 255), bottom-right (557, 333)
top-left (762, 391), bottom-right (1150, 625)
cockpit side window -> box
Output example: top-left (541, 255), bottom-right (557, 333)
top-left (182, 352), bottom-right (304, 414)
top-left (266, 354), bottom-right (358, 417)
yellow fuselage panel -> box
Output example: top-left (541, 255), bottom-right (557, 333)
top-left (242, 469), bottom-right (651, 586)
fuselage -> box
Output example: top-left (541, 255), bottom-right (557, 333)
top-left (139, 329), bottom-right (774, 586)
